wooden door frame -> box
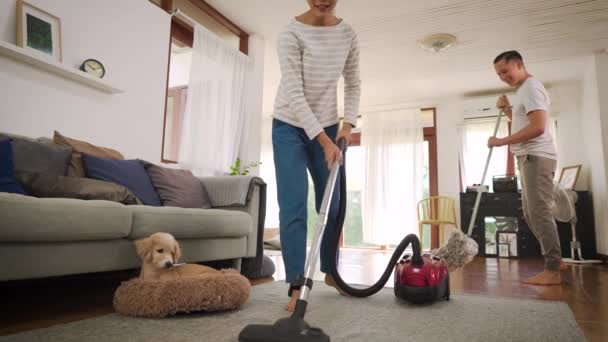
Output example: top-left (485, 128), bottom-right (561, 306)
top-left (422, 108), bottom-right (439, 249)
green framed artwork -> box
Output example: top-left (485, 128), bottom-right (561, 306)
top-left (16, 0), bottom-right (62, 62)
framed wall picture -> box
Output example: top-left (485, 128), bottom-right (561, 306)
top-left (497, 231), bottom-right (518, 258)
top-left (16, 0), bottom-right (62, 62)
top-left (558, 165), bottom-right (582, 190)
top-left (498, 243), bottom-right (510, 258)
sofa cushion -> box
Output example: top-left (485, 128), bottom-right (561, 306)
top-left (82, 154), bottom-right (161, 206)
top-left (128, 206), bottom-right (251, 240)
top-left (0, 139), bottom-right (27, 195)
top-left (0, 192), bottom-right (132, 242)
top-left (0, 133), bottom-right (72, 176)
top-left (53, 130), bottom-right (123, 177)
top-left (16, 172), bottom-right (142, 205)
top-left (142, 161), bottom-right (211, 209)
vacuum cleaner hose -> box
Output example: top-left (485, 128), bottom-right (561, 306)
top-left (328, 142), bottom-right (423, 297)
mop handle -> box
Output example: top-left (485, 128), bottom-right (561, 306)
top-left (466, 110), bottom-right (505, 237)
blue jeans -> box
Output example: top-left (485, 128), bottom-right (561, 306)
top-left (272, 119), bottom-right (340, 284)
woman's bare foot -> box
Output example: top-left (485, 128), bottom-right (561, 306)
top-left (285, 289), bottom-right (300, 312)
top-left (522, 270), bottom-right (562, 285)
top-left (324, 274), bottom-right (351, 296)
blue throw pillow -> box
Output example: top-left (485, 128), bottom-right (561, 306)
top-left (82, 154), bottom-right (161, 206)
top-left (0, 139), bottom-right (27, 195)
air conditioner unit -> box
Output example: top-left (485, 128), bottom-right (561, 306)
top-left (463, 87), bottom-right (558, 119)
top-left (463, 94), bottom-right (504, 119)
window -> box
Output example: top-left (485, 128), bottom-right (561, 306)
top-left (153, 0), bottom-right (248, 163)
top-left (459, 117), bottom-right (511, 191)
top-left (300, 108), bottom-right (437, 250)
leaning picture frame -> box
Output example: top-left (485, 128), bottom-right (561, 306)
top-left (16, 0), bottom-right (62, 62)
top-left (498, 243), bottom-right (510, 258)
top-left (497, 231), bottom-right (518, 258)
top-left (558, 165), bottom-right (582, 190)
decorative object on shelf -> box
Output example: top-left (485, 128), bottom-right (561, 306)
top-left (465, 184), bottom-right (488, 193)
top-left (558, 164), bottom-right (581, 190)
top-left (492, 174), bottom-right (518, 193)
top-left (498, 243), bottom-right (510, 258)
top-left (16, 0), bottom-right (62, 62)
top-left (229, 159), bottom-right (261, 176)
top-left (80, 59), bottom-right (105, 78)
top-left (497, 231), bottom-right (518, 257)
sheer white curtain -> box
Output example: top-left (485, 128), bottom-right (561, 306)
top-left (458, 117), bottom-right (509, 190)
top-left (361, 109), bottom-right (424, 245)
top-left (179, 24), bottom-right (253, 176)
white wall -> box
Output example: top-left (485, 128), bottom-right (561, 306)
top-left (550, 54), bottom-right (608, 255)
top-left (552, 81), bottom-right (585, 187)
top-left (586, 52), bottom-right (608, 255)
top-left (0, 0), bottom-right (170, 163)
top-left (596, 51), bottom-right (608, 203)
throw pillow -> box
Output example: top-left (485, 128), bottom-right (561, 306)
top-left (0, 132), bottom-right (72, 177)
top-left (82, 154), bottom-right (161, 206)
top-left (142, 161), bottom-right (211, 209)
top-left (0, 139), bottom-right (27, 195)
top-left (53, 130), bottom-right (124, 177)
top-left (16, 172), bottom-right (142, 205)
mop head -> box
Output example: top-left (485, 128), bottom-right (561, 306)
top-left (433, 230), bottom-right (479, 271)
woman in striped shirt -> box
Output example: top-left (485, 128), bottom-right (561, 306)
top-left (272, 0), bottom-right (361, 312)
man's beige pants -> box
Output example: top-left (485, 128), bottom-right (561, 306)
top-left (517, 155), bottom-right (561, 271)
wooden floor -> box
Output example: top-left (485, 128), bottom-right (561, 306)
top-left (1, 251), bottom-right (607, 341)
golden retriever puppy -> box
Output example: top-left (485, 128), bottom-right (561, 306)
top-left (134, 232), bottom-right (219, 281)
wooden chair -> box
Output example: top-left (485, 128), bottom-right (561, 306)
top-left (417, 196), bottom-right (458, 249)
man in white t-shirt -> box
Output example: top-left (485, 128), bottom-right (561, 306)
top-left (488, 51), bottom-right (562, 285)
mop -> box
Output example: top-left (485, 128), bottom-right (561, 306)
top-left (433, 111), bottom-right (506, 271)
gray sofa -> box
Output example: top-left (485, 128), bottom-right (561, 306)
top-left (0, 176), bottom-right (267, 282)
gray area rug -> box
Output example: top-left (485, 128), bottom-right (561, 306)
top-left (1, 281), bottom-right (585, 342)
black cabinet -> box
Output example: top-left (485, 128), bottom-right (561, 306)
top-left (459, 191), bottom-right (597, 259)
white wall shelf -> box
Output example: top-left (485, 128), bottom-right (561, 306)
top-left (0, 40), bottom-right (124, 94)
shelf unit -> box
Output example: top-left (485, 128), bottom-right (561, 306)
top-left (0, 40), bottom-right (123, 94)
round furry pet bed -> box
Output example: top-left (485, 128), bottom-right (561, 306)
top-left (113, 269), bottom-right (250, 318)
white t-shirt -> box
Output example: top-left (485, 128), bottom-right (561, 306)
top-left (510, 77), bottom-right (557, 160)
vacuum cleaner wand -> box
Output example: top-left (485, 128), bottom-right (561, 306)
top-left (238, 139), bottom-right (348, 342)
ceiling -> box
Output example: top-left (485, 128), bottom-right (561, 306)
top-left (206, 0), bottom-right (608, 113)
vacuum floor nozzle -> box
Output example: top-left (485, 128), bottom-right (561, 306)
top-left (239, 316), bottom-right (330, 342)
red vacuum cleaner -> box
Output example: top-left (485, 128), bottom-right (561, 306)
top-left (239, 139), bottom-right (449, 342)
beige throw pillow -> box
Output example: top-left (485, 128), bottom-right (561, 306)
top-left (53, 130), bottom-right (124, 177)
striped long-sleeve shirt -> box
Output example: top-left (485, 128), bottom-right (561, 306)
top-left (273, 19), bottom-right (361, 140)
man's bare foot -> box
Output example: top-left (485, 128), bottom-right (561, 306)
top-left (285, 289), bottom-right (300, 312)
top-left (324, 274), bottom-right (351, 296)
top-left (522, 270), bottom-right (562, 285)
top-left (560, 260), bottom-right (567, 271)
